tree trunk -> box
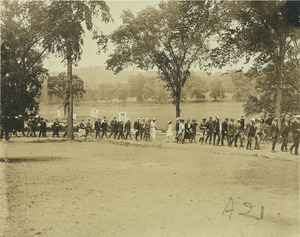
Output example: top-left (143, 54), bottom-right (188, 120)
top-left (64, 104), bottom-right (67, 118)
top-left (67, 55), bottom-right (73, 140)
top-left (274, 73), bottom-right (283, 130)
top-left (175, 87), bottom-right (181, 118)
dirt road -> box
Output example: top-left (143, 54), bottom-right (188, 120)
top-left (0, 136), bottom-right (299, 236)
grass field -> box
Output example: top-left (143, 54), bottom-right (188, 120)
top-left (39, 102), bottom-right (244, 130)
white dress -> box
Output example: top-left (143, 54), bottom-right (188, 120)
top-left (150, 121), bottom-right (156, 140)
top-left (166, 124), bottom-right (173, 137)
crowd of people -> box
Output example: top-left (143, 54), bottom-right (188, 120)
top-left (1, 113), bottom-right (299, 155)
top-left (0, 115), bottom-right (158, 142)
top-left (171, 114), bottom-right (300, 155)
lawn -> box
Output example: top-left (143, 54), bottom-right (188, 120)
top-left (0, 135), bottom-right (298, 237)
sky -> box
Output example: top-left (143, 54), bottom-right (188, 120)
top-left (44, 1), bottom-right (161, 73)
top-left (43, 0), bottom-right (251, 74)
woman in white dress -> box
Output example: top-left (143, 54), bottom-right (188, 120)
top-left (78, 119), bottom-right (86, 139)
top-left (166, 120), bottom-right (173, 142)
top-left (150, 118), bottom-right (156, 141)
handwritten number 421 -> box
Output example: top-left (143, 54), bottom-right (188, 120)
top-left (222, 196), bottom-right (264, 220)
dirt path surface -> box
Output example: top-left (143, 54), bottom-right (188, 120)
top-left (0, 136), bottom-right (299, 237)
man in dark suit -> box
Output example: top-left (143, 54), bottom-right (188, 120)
top-left (117, 121), bottom-right (125, 140)
top-left (52, 117), bottom-right (60, 138)
top-left (270, 118), bottom-right (280, 152)
top-left (133, 118), bottom-right (140, 140)
top-left (101, 119), bottom-right (109, 138)
top-left (94, 117), bottom-right (102, 139)
top-left (17, 115), bottom-right (25, 137)
top-left (85, 118), bottom-right (93, 138)
top-left (240, 115), bottom-right (245, 132)
top-left (212, 116), bottom-right (220, 146)
top-left (281, 117), bottom-right (290, 152)
top-left (140, 118), bottom-right (146, 140)
top-left (227, 118), bottom-right (235, 147)
top-left (289, 115), bottom-right (300, 155)
top-left (109, 117), bottom-right (118, 139)
top-left (190, 120), bottom-right (197, 143)
top-left (246, 118), bottom-right (256, 149)
top-left (221, 118), bottom-right (229, 146)
top-left (235, 118), bottom-right (244, 147)
top-left (39, 117), bottom-right (47, 137)
top-left (205, 117), bottom-right (213, 144)
top-left (124, 119), bottom-right (132, 140)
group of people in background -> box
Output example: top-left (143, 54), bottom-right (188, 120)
top-left (0, 114), bottom-right (157, 142)
top-left (77, 117), bottom-right (156, 141)
top-left (171, 114), bottom-right (300, 155)
top-left (1, 113), bottom-right (299, 155)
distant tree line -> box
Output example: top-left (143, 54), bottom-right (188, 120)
top-left (41, 71), bottom-right (254, 105)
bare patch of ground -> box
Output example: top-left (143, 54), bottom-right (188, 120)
top-left (0, 135), bottom-right (299, 237)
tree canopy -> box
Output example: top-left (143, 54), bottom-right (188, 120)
top-left (1, 1), bottom-right (48, 118)
top-left (216, 1), bottom-right (300, 124)
top-left (106, 1), bottom-right (219, 117)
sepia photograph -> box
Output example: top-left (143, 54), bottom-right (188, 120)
top-left (0, 0), bottom-right (299, 236)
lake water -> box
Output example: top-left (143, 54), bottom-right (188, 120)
top-left (39, 102), bottom-right (244, 130)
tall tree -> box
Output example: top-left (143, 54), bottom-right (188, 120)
top-left (48, 73), bottom-right (86, 116)
top-left (1, 1), bottom-right (49, 117)
top-left (216, 1), bottom-right (300, 126)
top-left (45, 1), bottom-right (112, 140)
top-left (106, 1), bottom-right (218, 117)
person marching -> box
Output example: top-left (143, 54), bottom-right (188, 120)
top-left (39, 117), bottom-right (47, 137)
top-left (289, 115), bottom-right (300, 155)
top-left (270, 118), bottom-right (280, 152)
top-left (280, 117), bottom-right (290, 152)
top-left (85, 118), bottom-right (93, 138)
top-left (32, 115), bottom-right (38, 137)
top-left (205, 117), bottom-right (213, 144)
top-left (245, 118), bottom-right (256, 150)
top-left (124, 119), bottom-right (132, 140)
top-left (227, 118), bottom-right (235, 147)
top-left (212, 116), bottom-right (220, 146)
top-left (175, 117), bottom-right (180, 139)
top-left (101, 118), bottom-right (109, 138)
top-left (190, 119), bottom-right (197, 143)
top-left (221, 118), bottom-right (229, 146)
top-left (166, 120), bottom-right (174, 142)
top-left (254, 118), bottom-right (264, 150)
top-left (117, 121), bottom-right (125, 140)
top-left (133, 118), bottom-right (140, 140)
top-left (94, 117), bottom-right (102, 139)
top-left (52, 117), bottom-right (60, 138)
top-left (176, 119), bottom-right (185, 143)
top-left (144, 119), bottom-right (151, 141)
top-left (78, 119), bottom-right (86, 139)
top-left (140, 118), bottom-right (146, 140)
top-left (109, 117), bottom-right (118, 139)
top-left (199, 118), bottom-right (207, 144)
top-left (150, 118), bottom-right (156, 141)
top-left (234, 118), bottom-right (244, 147)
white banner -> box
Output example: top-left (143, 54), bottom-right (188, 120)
top-left (90, 108), bottom-right (99, 118)
top-left (119, 112), bottom-right (126, 122)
